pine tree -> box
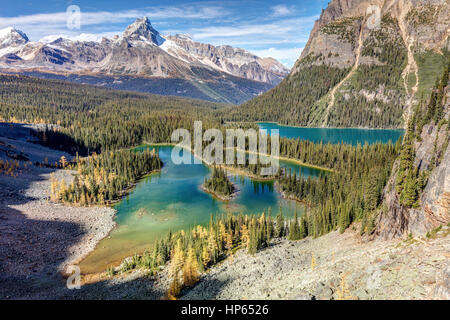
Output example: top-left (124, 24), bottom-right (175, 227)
top-left (50, 173), bottom-right (59, 202)
top-left (288, 211), bottom-right (301, 240)
top-left (225, 232), bottom-right (233, 255)
top-left (60, 156), bottom-right (67, 168)
top-left (59, 179), bottom-right (67, 202)
top-left (201, 245), bottom-right (210, 268)
top-left (299, 217), bottom-right (308, 239)
top-left (170, 239), bottom-right (184, 280)
top-left (400, 168), bottom-right (419, 208)
top-left (311, 253), bottom-right (316, 271)
top-left (275, 211), bottom-right (285, 238)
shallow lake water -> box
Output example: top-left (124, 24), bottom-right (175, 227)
top-left (78, 146), bottom-right (318, 274)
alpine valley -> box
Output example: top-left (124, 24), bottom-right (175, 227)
top-left (0, 0), bottom-right (449, 301)
top-left (0, 17), bottom-right (289, 104)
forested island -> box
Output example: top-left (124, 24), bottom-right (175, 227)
top-left (201, 167), bottom-right (237, 201)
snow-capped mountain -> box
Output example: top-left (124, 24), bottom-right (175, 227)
top-left (160, 33), bottom-right (288, 84)
top-left (0, 18), bottom-right (290, 103)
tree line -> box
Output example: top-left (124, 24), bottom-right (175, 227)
top-left (110, 210), bottom-right (300, 299)
top-left (50, 149), bottom-right (162, 205)
top-left (278, 141), bottom-right (399, 236)
top-left (0, 75), bottom-right (224, 155)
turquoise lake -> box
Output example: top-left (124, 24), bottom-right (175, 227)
top-left (79, 145), bottom-right (318, 274)
top-left (258, 122), bottom-right (404, 145)
top-left (79, 126), bottom-right (404, 274)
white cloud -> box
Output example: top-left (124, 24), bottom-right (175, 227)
top-left (0, 5), bottom-right (228, 40)
top-left (0, 6), bottom-right (225, 27)
top-left (271, 5), bottom-right (293, 17)
top-left (251, 47), bottom-right (303, 67)
top-left (39, 32), bottom-right (121, 43)
top-left (189, 16), bottom-right (318, 40)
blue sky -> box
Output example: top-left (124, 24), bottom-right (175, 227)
top-left (0, 0), bottom-right (330, 67)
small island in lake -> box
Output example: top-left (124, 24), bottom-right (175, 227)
top-left (201, 167), bottom-right (239, 201)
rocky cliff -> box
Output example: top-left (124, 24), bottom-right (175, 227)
top-left (162, 35), bottom-right (287, 85)
top-left (377, 70), bottom-right (450, 239)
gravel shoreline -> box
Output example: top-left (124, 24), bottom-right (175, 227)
top-left (66, 226), bottom-right (449, 300)
top-left (0, 124), bottom-right (116, 299)
top-left (0, 166), bottom-right (116, 299)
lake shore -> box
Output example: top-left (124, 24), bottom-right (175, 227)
top-left (0, 164), bottom-right (116, 299)
top-left (228, 147), bottom-right (334, 173)
top-left (257, 121), bottom-right (405, 131)
top-left (141, 142), bottom-right (334, 174)
top-left (274, 181), bottom-right (310, 207)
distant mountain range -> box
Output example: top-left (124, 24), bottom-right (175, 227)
top-left (0, 17), bottom-right (290, 104)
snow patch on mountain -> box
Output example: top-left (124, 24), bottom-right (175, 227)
top-left (0, 27), bottom-right (15, 39)
top-left (0, 27), bottom-right (29, 47)
top-left (40, 33), bottom-right (105, 44)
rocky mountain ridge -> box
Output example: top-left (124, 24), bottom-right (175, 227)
top-left (232, 0), bottom-right (449, 128)
top-left (0, 17), bottom-right (289, 104)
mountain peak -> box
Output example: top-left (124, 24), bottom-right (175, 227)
top-left (0, 27), bottom-right (29, 47)
top-left (123, 17), bottom-right (165, 45)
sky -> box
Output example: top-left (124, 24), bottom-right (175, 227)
top-left (0, 0), bottom-right (330, 67)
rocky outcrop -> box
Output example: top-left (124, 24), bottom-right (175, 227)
top-left (294, 0), bottom-right (387, 72)
top-left (179, 230), bottom-right (450, 300)
top-left (0, 27), bottom-right (29, 49)
top-left (404, 0), bottom-right (450, 51)
top-left (377, 84), bottom-right (450, 239)
top-left (297, 0), bottom-right (449, 71)
top-left (122, 17), bottom-right (165, 45)
top-left (232, 0), bottom-right (448, 128)
top-left (162, 35), bottom-right (288, 85)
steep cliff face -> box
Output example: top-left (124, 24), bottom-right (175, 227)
top-left (232, 0), bottom-right (449, 128)
top-left (377, 65), bottom-right (449, 239)
top-left (295, 0), bottom-right (382, 71)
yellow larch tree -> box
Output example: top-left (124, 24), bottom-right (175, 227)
top-left (240, 224), bottom-right (250, 250)
top-left (182, 246), bottom-right (200, 287)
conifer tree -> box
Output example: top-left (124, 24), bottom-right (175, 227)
top-left (288, 211), bottom-right (301, 240)
top-left (275, 211), bottom-right (285, 238)
top-left (240, 224), bottom-right (250, 250)
top-left (183, 246), bottom-right (199, 287)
